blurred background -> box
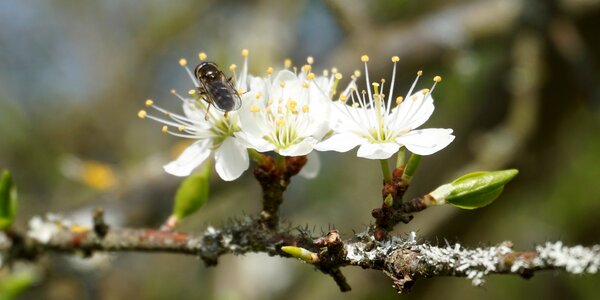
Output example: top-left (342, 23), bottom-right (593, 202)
top-left (1, 0), bottom-right (599, 299)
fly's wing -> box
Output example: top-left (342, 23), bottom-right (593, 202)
top-left (209, 81), bottom-right (242, 112)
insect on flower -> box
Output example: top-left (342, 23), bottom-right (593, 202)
top-left (195, 61), bottom-right (242, 120)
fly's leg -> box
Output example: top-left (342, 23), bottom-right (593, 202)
top-left (204, 101), bottom-right (212, 121)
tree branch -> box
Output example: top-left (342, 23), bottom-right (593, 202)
top-left (2, 214), bottom-right (598, 294)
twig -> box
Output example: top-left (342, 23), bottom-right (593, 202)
top-left (4, 214), bottom-right (599, 294)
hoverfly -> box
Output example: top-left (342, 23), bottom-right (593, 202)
top-left (194, 61), bottom-right (242, 120)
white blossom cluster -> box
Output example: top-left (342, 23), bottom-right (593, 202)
top-left (139, 51), bottom-right (454, 181)
top-left (27, 214), bottom-right (72, 244)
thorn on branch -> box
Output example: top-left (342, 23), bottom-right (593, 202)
top-left (92, 208), bottom-right (109, 239)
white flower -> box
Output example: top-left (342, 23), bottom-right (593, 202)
top-left (237, 58), bottom-right (342, 158)
top-left (138, 50), bottom-right (251, 181)
top-left (316, 55), bottom-right (455, 159)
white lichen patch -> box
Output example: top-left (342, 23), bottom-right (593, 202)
top-left (532, 241), bottom-right (600, 274)
top-left (27, 214), bottom-right (72, 243)
top-left (417, 242), bottom-right (513, 286)
top-left (345, 231), bottom-right (418, 263)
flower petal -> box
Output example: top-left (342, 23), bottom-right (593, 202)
top-left (163, 139), bottom-right (212, 177)
top-left (389, 90), bottom-right (434, 130)
top-left (214, 138), bottom-right (249, 181)
top-left (356, 142), bottom-right (400, 160)
top-left (234, 132), bottom-right (275, 153)
top-left (396, 128), bottom-right (455, 155)
top-left (299, 151), bottom-right (320, 179)
top-left (315, 132), bottom-right (364, 153)
top-left (279, 138), bottom-right (317, 156)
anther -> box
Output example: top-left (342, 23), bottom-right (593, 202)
top-left (250, 104), bottom-right (260, 113)
top-left (279, 81), bottom-right (286, 88)
top-left (307, 56), bottom-right (314, 64)
top-left (422, 89), bottom-right (430, 95)
top-left (361, 55), bottom-right (370, 62)
top-left (354, 70), bottom-right (361, 77)
top-left (391, 56), bottom-right (400, 62)
top-left (229, 64), bottom-right (237, 72)
top-left (303, 82), bottom-right (310, 88)
top-left (276, 118), bottom-right (285, 126)
top-left (417, 70), bottom-right (423, 76)
top-left (178, 125), bottom-right (185, 132)
top-left (284, 58), bottom-right (292, 68)
top-left (161, 126), bottom-right (168, 133)
top-left (255, 92), bottom-right (262, 99)
top-left (396, 96), bottom-right (403, 104)
top-left (340, 95), bottom-right (348, 102)
top-left (137, 110), bottom-right (147, 119)
top-left (170, 89), bottom-right (176, 94)
top-left (433, 75), bottom-right (442, 83)
top-left (307, 73), bottom-right (315, 80)
top-left (267, 67), bottom-right (273, 75)
top-left (335, 73), bottom-right (343, 80)
top-left (241, 49), bottom-right (249, 57)
top-left (332, 67), bottom-right (338, 73)
top-left (302, 105), bottom-right (309, 113)
top-left (179, 58), bottom-right (187, 66)
top-left (198, 52), bottom-right (207, 61)
top-left (188, 89), bottom-right (196, 95)
top-left (145, 99), bottom-right (154, 107)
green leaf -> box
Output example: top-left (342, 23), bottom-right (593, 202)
top-left (0, 170), bottom-right (17, 230)
top-left (172, 163), bottom-right (210, 221)
top-left (446, 169), bottom-right (518, 209)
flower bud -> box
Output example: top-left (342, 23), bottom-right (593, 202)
top-left (429, 169), bottom-right (518, 209)
top-left (281, 246), bottom-right (319, 264)
top-left (172, 163), bottom-right (211, 222)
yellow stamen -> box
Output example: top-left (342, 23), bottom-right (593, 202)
top-left (302, 105), bottom-right (309, 113)
top-left (340, 95), bottom-right (348, 102)
top-left (284, 58), bottom-right (292, 68)
top-left (396, 96), bottom-right (404, 104)
top-left (307, 73), bottom-right (315, 80)
top-left (332, 67), bottom-right (338, 73)
top-left (162, 126), bottom-right (168, 133)
top-left (433, 75), bottom-right (442, 83)
top-left (255, 92), bottom-right (262, 99)
top-left (303, 82), bottom-right (310, 88)
top-left (145, 99), bottom-right (153, 107)
top-left (236, 88), bottom-right (243, 96)
top-left (417, 70), bottom-right (423, 76)
top-left (170, 89), bottom-right (176, 94)
top-left (198, 52), bottom-right (207, 61)
top-left (188, 89), bottom-right (196, 95)
top-left (422, 89), bottom-right (430, 95)
top-left (178, 125), bottom-right (185, 132)
top-left (391, 56), bottom-right (400, 62)
top-left (267, 67), bottom-right (273, 75)
top-left (276, 118), bottom-right (285, 126)
top-left (137, 110), bottom-right (147, 119)
top-left (250, 104), bottom-right (260, 112)
top-left (335, 73), bottom-right (343, 80)
top-left (360, 55), bottom-right (370, 62)
top-left (241, 49), bottom-right (249, 57)
top-left (353, 70), bottom-right (361, 77)
top-left (279, 81), bottom-right (286, 88)
top-left (307, 56), bottom-right (314, 64)
top-left (178, 58), bottom-right (187, 66)
top-left (229, 64), bottom-right (237, 72)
